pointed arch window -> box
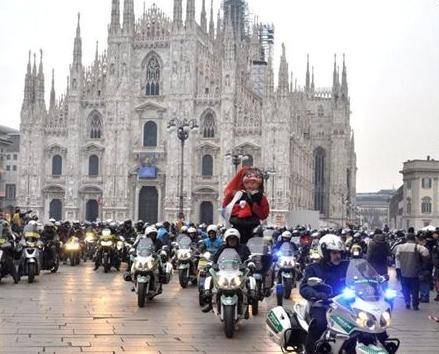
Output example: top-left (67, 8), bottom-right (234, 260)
top-left (201, 112), bottom-right (216, 138)
top-left (314, 147), bottom-right (326, 214)
top-left (52, 155), bottom-right (62, 176)
top-left (145, 56), bottom-right (160, 96)
top-left (202, 154), bottom-right (213, 177)
top-left (89, 112), bottom-right (103, 139)
top-left (143, 121), bottom-right (158, 147)
top-left (88, 155), bottom-right (99, 176)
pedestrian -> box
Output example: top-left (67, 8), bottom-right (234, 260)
top-left (366, 229), bottom-right (391, 277)
top-left (396, 233), bottom-right (430, 310)
top-left (417, 234), bottom-right (433, 302)
top-left (427, 230), bottom-right (439, 301)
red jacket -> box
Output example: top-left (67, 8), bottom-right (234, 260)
top-left (223, 192), bottom-right (270, 221)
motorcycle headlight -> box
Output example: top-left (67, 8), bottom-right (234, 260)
top-left (101, 240), bottom-right (113, 247)
top-left (66, 243), bottom-right (80, 251)
top-left (145, 259), bottom-right (155, 270)
top-left (117, 241), bottom-right (124, 250)
top-left (178, 250), bottom-right (191, 260)
top-left (230, 275), bottom-right (243, 288)
top-left (217, 275), bottom-right (229, 288)
top-left (85, 235), bottom-right (95, 243)
top-left (355, 311), bottom-right (376, 330)
top-left (380, 310), bottom-right (391, 328)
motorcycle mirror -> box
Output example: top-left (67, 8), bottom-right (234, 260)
top-left (212, 264), bottom-right (219, 272)
top-left (171, 242), bottom-right (178, 248)
top-left (247, 261), bottom-right (256, 270)
top-left (161, 245), bottom-right (169, 252)
top-left (378, 274), bottom-right (389, 283)
top-left (307, 277), bottom-right (323, 287)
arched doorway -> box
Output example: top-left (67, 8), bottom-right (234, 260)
top-left (86, 199), bottom-right (99, 222)
top-left (138, 186), bottom-right (158, 223)
top-left (200, 201), bottom-right (214, 225)
top-left (49, 199), bottom-right (62, 221)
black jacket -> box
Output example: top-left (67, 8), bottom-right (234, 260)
top-left (366, 234), bottom-right (390, 275)
top-left (300, 260), bottom-right (349, 302)
top-left (213, 244), bottom-right (251, 264)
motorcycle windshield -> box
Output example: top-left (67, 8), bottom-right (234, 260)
top-left (23, 224), bottom-right (40, 238)
top-left (247, 237), bottom-right (268, 255)
top-left (279, 242), bottom-right (295, 257)
top-left (177, 235), bottom-right (192, 250)
top-left (217, 248), bottom-right (241, 271)
top-left (137, 238), bottom-right (154, 257)
top-left (345, 259), bottom-right (383, 302)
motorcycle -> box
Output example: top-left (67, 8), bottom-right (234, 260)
top-left (131, 238), bottom-right (172, 307)
top-left (175, 235), bottom-right (197, 288)
top-left (247, 237), bottom-right (273, 315)
top-left (95, 229), bottom-right (120, 273)
top-left (41, 239), bottom-right (60, 273)
top-left (204, 248), bottom-right (256, 338)
top-left (64, 236), bottom-right (81, 266)
top-left (197, 250), bottom-right (213, 306)
top-left (275, 242), bottom-right (298, 300)
top-left (20, 225), bottom-right (43, 283)
top-left (0, 233), bottom-right (20, 284)
top-left (83, 231), bottom-right (97, 262)
top-left (266, 259), bottom-right (400, 354)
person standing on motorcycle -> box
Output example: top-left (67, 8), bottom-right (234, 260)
top-left (222, 167), bottom-right (270, 244)
top-left (201, 225), bottom-right (223, 254)
top-left (300, 234), bottom-right (349, 354)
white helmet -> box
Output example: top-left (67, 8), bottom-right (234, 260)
top-left (181, 225), bottom-right (188, 233)
top-left (188, 226), bottom-right (197, 234)
top-left (207, 224), bottom-right (218, 234)
top-left (145, 226), bottom-right (158, 236)
top-left (224, 228), bottom-right (240, 244)
top-left (281, 230), bottom-right (292, 239)
top-left (318, 234), bottom-right (345, 258)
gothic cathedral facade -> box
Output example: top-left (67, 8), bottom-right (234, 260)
top-left (17, 0), bottom-right (356, 226)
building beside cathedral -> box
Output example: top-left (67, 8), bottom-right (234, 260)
top-left (17, 0), bottom-right (356, 226)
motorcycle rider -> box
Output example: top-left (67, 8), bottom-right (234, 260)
top-left (275, 230), bottom-right (299, 253)
top-left (202, 228), bottom-right (251, 312)
top-left (0, 220), bottom-right (20, 283)
top-left (121, 219), bottom-right (136, 240)
top-left (300, 234), bottom-right (349, 353)
top-left (200, 225), bottom-right (223, 254)
top-left (41, 222), bottom-right (59, 267)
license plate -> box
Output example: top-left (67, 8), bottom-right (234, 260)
top-left (137, 276), bottom-right (147, 283)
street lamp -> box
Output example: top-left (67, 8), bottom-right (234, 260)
top-left (225, 152), bottom-right (250, 173)
top-left (262, 168), bottom-right (276, 204)
top-left (167, 118), bottom-right (199, 220)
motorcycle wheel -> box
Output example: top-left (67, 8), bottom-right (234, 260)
top-left (51, 255), bottom-right (59, 273)
top-left (28, 263), bottom-right (35, 283)
top-left (198, 291), bottom-right (204, 307)
top-left (252, 299), bottom-right (259, 316)
top-left (138, 282), bottom-right (146, 308)
top-left (284, 278), bottom-right (293, 299)
top-left (223, 305), bottom-right (235, 338)
top-left (104, 262), bottom-right (111, 273)
top-left (70, 256), bottom-right (75, 267)
top-left (179, 270), bottom-right (188, 288)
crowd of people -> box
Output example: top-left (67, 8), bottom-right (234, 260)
top-left (1, 166), bottom-right (439, 353)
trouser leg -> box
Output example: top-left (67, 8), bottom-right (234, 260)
top-left (411, 277), bottom-right (420, 308)
top-left (306, 307), bottom-right (327, 354)
top-left (401, 276), bottom-right (411, 306)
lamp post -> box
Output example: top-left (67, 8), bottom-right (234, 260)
top-left (262, 169), bottom-right (276, 203)
top-left (167, 118), bottom-right (199, 220)
top-left (225, 152), bottom-right (249, 173)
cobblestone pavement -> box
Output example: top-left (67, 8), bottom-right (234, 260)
top-left (0, 264), bottom-right (438, 353)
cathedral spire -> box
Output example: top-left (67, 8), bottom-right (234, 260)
top-left (50, 68), bottom-right (56, 111)
top-left (22, 51), bottom-right (33, 108)
top-left (209, 0), bottom-right (215, 38)
top-left (186, 0), bottom-right (195, 28)
top-left (341, 53), bottom-right (348, 99)
top-left (36, 49), bottom-right (45, 105)
top-left (173, 0), bottom-right (183, 27)
top-left (332, 54), bottom-right (339, 98)
top-left (216, 10), bottom-right (222, 40)
top-left (95, 41), bottom-right (99, 64)
top-left (201, 0), bottom-right (207, 32)
top-left (305, 54), bottom-right (310, 93)
top-left (72, 13), bottom-right (82, 70)
top-left (110, 0), bottom-right (120, 34)
top-left (278, 43), bottom-right (289, 95)
top-left (223, 7), bottom-right (235, 61)
top-left (311, 66), bottom-right (315, 93)
top-left (123, 0), bottom-right (135, 34)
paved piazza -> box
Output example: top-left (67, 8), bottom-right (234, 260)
top-left (0, 264), bottom-right (438, 353)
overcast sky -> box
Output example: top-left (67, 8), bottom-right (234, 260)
top-left (1, 0), bottom-right (438, 193)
